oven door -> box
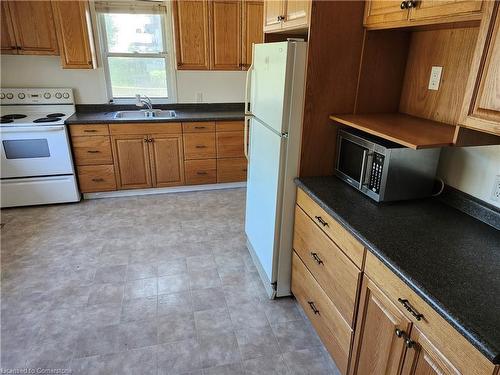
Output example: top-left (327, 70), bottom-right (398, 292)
top-left (0, 126), bottom-right (74, 178)
top-left (335, 132), bottom-right (373, 190)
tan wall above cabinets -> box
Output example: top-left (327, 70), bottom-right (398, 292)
top-left (69, 121), bottom-right (246, 194)
top-left (364, 0), bottom-right (483, 30)
top-left (0, 1), bottom-right (96, 69)
top-left (263, 0), bottom-right (310, 33)
top-left (173, 0), bottom-right (263, 71)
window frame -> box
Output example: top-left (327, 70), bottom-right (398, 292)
top-left (97, 3), bottom-right (177, 104)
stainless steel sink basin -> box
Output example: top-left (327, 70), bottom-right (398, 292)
top-left (113, 110), bottom-right (176, 120)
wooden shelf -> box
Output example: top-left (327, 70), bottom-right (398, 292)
top-left (329, 113), bottom-right (457, 149)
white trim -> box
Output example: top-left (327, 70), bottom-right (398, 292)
top-left (246, 238), bottom-right (276, 300)
top-left (83, 182), bottom-right (246, 200)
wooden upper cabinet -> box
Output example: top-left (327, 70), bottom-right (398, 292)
top-left (210, 0), bottom-right (241, 70)
top-left (282, 0), bottom-right (310, 30)
top-left (1, 3), bottom-right (16, 54)
top-left (263, 0), bottom-right (283, 32)
top-left (51, 1), bottom-right (96, 69)
top-left (242, 1), bottom-right (263, 68)
top-left (364, 0), bottom-right (409, 28)
top-left (461, 2), bottom-right (500, 135)
top-left (173, 0), bottom-right (210, 70)
top-left (111, 135), bottom-right (153, 190)
top-left (409, 0), bottom-right (483, 21)
top-left (149, 134), bottom-right (185, 187)
top-left (401, 326), bottom-right (461, 375)
top-left (349, 276), bottom-right (411, 375)
top-left (7, 1), bottom-right (58, 55)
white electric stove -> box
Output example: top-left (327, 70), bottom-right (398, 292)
top-left (0, 88), bottom-right (80, 208)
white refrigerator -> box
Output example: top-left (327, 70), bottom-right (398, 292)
top-left (244, 41), bottom-right (308, 298)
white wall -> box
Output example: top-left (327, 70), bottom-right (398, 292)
top-left (0, 55), bottom-right (246, 104)
top-left (438, 145), bottom-right (500, 208)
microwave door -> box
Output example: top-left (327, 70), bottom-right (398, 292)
top-left (337, 137), bottom-right (369, 189)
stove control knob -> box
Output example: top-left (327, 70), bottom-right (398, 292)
top-left (44, 92), bottom-right (51, 99)
top-left (18, 93), bottom-right (25, 99)
top-left (55, 92), bottom-right (62, 99)
top-left (6, 93), bottom-right (13, 99)
top-left (62, 92), bottom-right (70, 99)
top-left (0, 93), bottom-right (5, 99)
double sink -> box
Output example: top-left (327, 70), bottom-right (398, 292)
top-left (113, 109), bottom-right (176, 120)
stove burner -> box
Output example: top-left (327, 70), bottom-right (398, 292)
top-left (1, 114), bottom-right (27, 120)
top-left (33, 117), bottom-right (61, 123)
top-left (47, 113), bottom-right (65, 118)
top-left (0, 118), bottom-right (14, 124)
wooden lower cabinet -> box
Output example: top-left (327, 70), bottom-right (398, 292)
top-left (71, 136), bottom-right (113, 166)
top-left (217, 158), bottom-right (247, 183)
top-left (185, 159), bottom-right (217, 185)
top-left (183, 132), bottom-right (216, 159)
top-left (149, 134), bottom-right (185, 187)
top-left (111, 135), bottom-right (153, 189)
top-left (349, 275), bottom-right (411, 375)
top-left (77, 165), bottom-right (116, 193)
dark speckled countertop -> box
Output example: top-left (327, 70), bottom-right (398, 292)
top-left (295, 176), bottom-right (500, 364)
top-left (65, 103), bottom-right (244, 125)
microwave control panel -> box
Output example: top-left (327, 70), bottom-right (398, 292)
top-left (369, 153), bottom-right (384, 194)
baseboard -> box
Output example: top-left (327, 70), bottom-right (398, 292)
top-left (83, 182), bottom-right (246, 200)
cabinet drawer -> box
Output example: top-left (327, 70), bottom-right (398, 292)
top-left (183, 133), bottom-right (216, 159)
top-left (292, 252), bottom-right (352, 375)
top-left (216, 120), bottom-right (244, 132)
top-left (365, 252), bottom-right (496, 375)
top-left (70, 124), bottom-right (109, 136)
top-left (216, 131), bottom-right (244, 158)
top-left (72, 136), bottom-right (113, 166)
top-left (293, 205), bottom-right (362, 327)
top-left (217, 158), bottom-right (247, 183)
top-left (182, 122), bottom-right (215, 133)
top-left (297, 188), bottom-right (365, 269)
top-left (185, 159), bottom-right (216, 185)
top-left (77, 165), bottom-right (116, 193)
top-left (109, 123), bottom-right (182, 135)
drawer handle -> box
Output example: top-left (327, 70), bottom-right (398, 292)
top-left (398, 298), bottom-right (423, 321)
top-left (307, 301), bottom-right (320, 315)
top-left (197, 171), bottom-right (208, 175)
top-left (242, 168), bottom-right (247, 172)
top-left (87, 150), bottom-right (100, 153)
top-left (84, 129), bottom-right (98, 133)
top-left (310, 252), bottom-right (324, 265)
top-left (195, 145), bottom-right (207, 148)
top-left (395, 328), bottom-right (415, 348)
top-left (92, 178), bottom-right (104, 182)
top-left (314, 216), bottom-right (329, 227)
top-left (194, 126), bottom-right (206, 129)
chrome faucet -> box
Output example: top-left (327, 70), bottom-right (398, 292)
top-left (135, 94), bottom-right (154, 117)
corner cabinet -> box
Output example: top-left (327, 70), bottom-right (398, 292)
top-left (263, 0), bottom-right (310, 33)
top-left (461, 1), bottom-right (500, 135)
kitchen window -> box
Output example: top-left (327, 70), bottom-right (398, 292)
top-left (96, 2), bottom-right (176, 103)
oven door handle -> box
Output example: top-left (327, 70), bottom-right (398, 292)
top-left (0, 126), bottom-right (65, 133)
top-left (359, 149), bottom-right (368, 190)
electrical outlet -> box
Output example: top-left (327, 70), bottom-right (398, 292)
top-left (428, 66), bottom-right (443, 91)
top-left (196, 92), bottom-right (203, 103)
top-left (491, 175), bottom-right (500, 202)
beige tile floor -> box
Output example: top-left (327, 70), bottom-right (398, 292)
top-left (1, 188), bottom-right (340, 374)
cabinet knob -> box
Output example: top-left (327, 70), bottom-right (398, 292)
top-left (277, 15), bottom-right (285, 21)
top-left (395, 328), bottom-right (404, 338)
top-left (397, 298), bottom-right (424, 321)
top-left (307, 301), bottom-right (320, 315)
top-left (406, 0), bottom-right (417, 8)
top-left (310, 252), bottom-right (324, 265)
top-left (92, 178), bottom-right (104, 182)
top-left (314, 216), bottom-right (329, 227)
top-left (195, 145), bottom-right (207, 148)
top-left (400, 1), bottom-right (407, 9)
top-left (87, 150), bottom-right (100, 153)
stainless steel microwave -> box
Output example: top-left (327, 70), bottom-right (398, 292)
top-left (335, 129), bottom-right (441, 202)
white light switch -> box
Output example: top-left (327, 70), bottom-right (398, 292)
top-left (428, 66), bottom-right (443, 91)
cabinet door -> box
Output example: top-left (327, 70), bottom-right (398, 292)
top-left (282, 0), bottom-right (310, 30)
top-left (242, 1), bottom-right (264, 69)
top-left (149, 134), bottom-right (185, 188)
top-left (1, 2), bottom-right (17, 54)
top-left (364, 0), bottom-right (409, 28)
top-left (350, 276), bottom-right (411, 375)
top-left (51, 1), bottom-right (96, 69)
top-left (401, 326), bottom-right (460, 375)
top-left (8, 1), bottom-right (58, 55)
top-left (210, 0), bottom-right (241, 70)
top-left (264, 0), bottom-right (283, 32)
top-left (216, 131), bottom-right (245, 158)
top-left (111, 135), bottom-right (153, 189)
top-left (409, 0), bottom-right (482, 21)
top-left (463, 3), bottom-right (500, 134)
top-left (173, 0), bottom-right (210, 70)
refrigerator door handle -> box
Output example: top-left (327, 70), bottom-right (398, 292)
top-left (244, 44), bottom-right (255, 115)
top-left (244, 116), bottom-right (250, 159)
